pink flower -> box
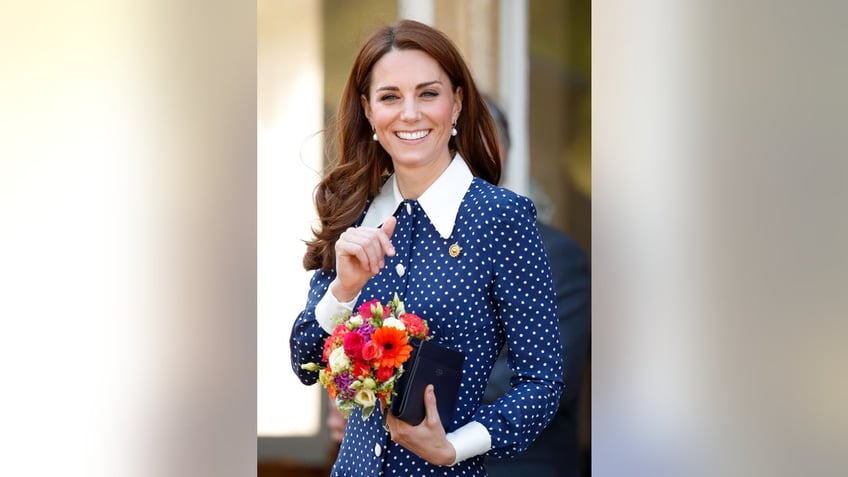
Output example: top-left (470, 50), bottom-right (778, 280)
top-left (357, 300), bottom-right (380, 318)
top-left (343, 332), bottom-right (365, 361)
top-left (357, 299), bottom-right (391, 320)
top-left (361, 340), bottom-right (383, 361)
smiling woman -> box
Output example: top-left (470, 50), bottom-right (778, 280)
top-left (289, 19), bottom-right (564, 477)
top-left (361, 49), bottom-right (462, 195)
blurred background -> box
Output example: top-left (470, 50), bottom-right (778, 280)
top-left (257, 0), bottom-right (591, 475)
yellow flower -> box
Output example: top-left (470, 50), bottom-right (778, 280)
top-left (354, 388), bottom-right (376, 408)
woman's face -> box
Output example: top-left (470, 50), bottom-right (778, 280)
top-left (362, 48), bottom-right (462, 173)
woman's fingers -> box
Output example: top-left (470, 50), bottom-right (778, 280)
top-left (385, 385), bottom-right (453, 466)
top-left (336, 223), bottom-right (397, 275)
top-left (338, 229), bottom-right (382, 273)
top-left (335, 239), bottom-right (372, 277)
top-left (423, 384), bottom-right (442, 427)
top-left (380, 217), bottom-right (398, 257)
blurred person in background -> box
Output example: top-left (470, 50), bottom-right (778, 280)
top-left (290, 19), bottom-right (563, 476)
top-left (483, 96), bottom-right (592, 477)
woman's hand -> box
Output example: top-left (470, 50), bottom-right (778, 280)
top-left (331, 217), bottom-right (397, 301)
top-left (385, 385), bottom-right (457, 466)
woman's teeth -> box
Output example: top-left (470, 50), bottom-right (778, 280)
top-left (396, 130), bottom-right (429, 140)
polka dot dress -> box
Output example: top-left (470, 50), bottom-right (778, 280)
top-left (290, 177), bottom-right (563, 476)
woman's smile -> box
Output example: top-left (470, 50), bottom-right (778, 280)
top-left (395, 129), bottom-right (430, 141)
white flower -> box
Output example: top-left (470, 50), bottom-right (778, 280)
top-left (353, 388), bottom-right (376, 408)
top-left (347, 315), bottom-right (363, 328)
top-left (382, 317), bottom-right (406, 331)
top-left (329, 346), bottom-right (350, 372)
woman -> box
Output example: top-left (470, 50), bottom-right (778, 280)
top-left (290, 19), bottom-right (563, 476)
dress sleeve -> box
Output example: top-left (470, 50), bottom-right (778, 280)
top-left (472, 194), bottom-right (564, 459)
top-left (289, 268), bottom-right (336, 385)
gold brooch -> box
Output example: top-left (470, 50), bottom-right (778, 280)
top-left (448, 243), bottom-right (462, 258)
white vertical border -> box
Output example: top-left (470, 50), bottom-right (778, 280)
top-left (498, 0), bottom-right (528, 196)
top-left (398, 0), bottom-right (434, 24)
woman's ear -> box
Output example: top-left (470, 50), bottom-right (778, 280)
top-left (452, 87), bottom-right (463, 120)
top-left (360, 94), bottom-right (372, 122)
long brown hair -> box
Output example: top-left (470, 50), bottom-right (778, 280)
top-left (303, 19), bottom-right (502, 271)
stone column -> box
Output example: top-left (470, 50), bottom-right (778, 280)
top-left (434, 0), bottom-right (500, 95)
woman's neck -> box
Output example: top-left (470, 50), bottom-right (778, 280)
top-left (394, 153), bottom-right (453, 200)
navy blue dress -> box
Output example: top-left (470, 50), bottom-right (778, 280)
top-left (290, 174), bottom-right (563, 476)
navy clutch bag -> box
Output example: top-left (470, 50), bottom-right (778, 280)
top-left (390, 338), bottom-right (465, 430)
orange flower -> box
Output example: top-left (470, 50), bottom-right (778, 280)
top-left (323, 324), bottom-right (348, 361)
top-left (370, 326), bottom-right (412, 369)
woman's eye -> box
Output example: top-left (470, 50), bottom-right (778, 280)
top-left (379, 94), bottom-right (399, 102)
top-left (421, 90), bottom-right (438, 98)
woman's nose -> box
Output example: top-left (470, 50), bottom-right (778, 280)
top-left (399, 98), bottom-right (420, 121)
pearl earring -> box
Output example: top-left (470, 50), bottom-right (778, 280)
top-left (372, 132), bottom-right (378, 141)
top-left (451, 126), bottom-right (458, 137)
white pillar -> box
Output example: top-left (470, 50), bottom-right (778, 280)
top-left (257, 0), bottom-right (323, 438)
top-left (399, 0), bottom-right (434, 24)
top-left (498, 0), bottom-right (529, 196)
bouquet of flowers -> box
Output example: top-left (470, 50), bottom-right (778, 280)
top-left (301, 293), bottom-right (430, 420)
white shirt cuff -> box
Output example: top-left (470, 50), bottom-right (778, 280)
top-left (314, 288), bottom-right (360, 334)
top-left (444, 420), bottom-right (492, 466)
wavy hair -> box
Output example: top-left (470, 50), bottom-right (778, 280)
top-left (303, 19), bottom-right (502, 271)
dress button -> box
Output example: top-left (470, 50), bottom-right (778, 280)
top-left (374, 443), bottom-right (382, 456)
top-left (396, 263), bottom-right (405, 277)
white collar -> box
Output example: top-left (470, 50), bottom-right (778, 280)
top-left (361, 154), bottom-right (473, 239)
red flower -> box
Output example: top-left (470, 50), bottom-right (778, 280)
top-left (352, 360), bottom-right (371, 378)
top-left (370, 327), bottom-right (412, 369)
top-left (343, 332), bottom-right (365, 361)
top-left (375, 365), bottom-right (395, 382)
top-left (400, 313), bottom-right (428, 338)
